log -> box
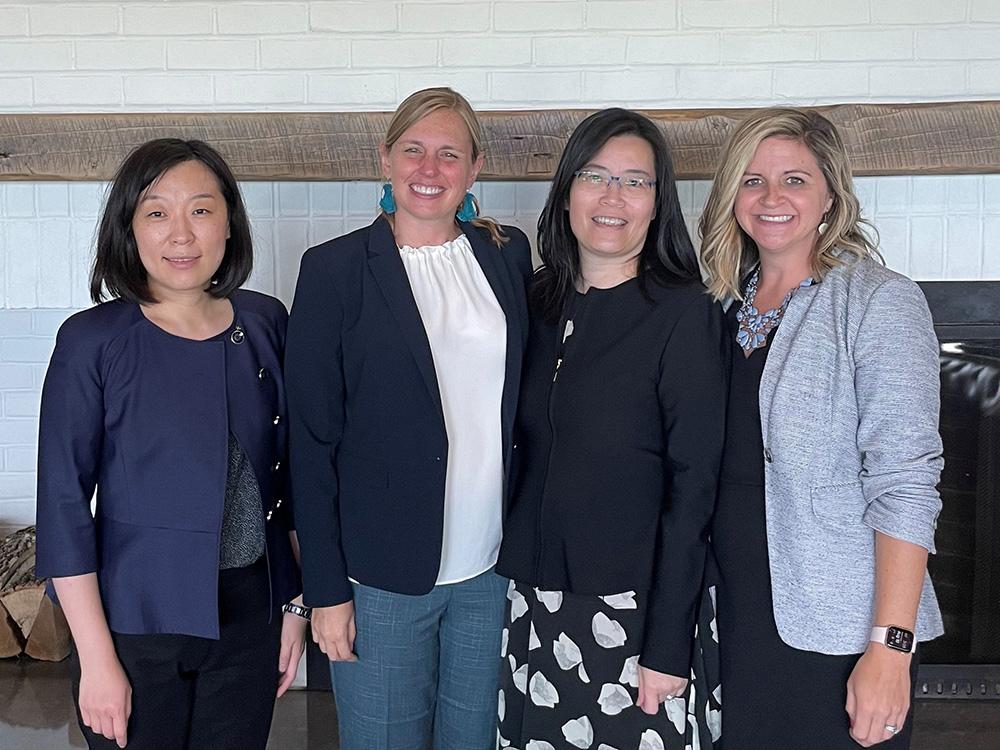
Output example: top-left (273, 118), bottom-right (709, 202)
top-left (24, 595), bottom-right (70, 662)
top-left (0, 608), bottom-right (24, 658)
top-left (0, 100), bottom-right (998, 181)
top-left (0, 585), bottom-right (45, 640)
top-left (0, 526), bottom-right (39, 592)
top-left (0, 526), bottom-right (71, 661)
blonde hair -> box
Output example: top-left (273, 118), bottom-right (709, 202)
top-left (699, 107), bottom-right (882, 301)
top-left (382, 87), bottom-right (507, 246)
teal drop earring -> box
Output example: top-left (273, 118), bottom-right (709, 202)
top-left (456, 192), bottom-right (479, 222)
top-left (379, 183), bottom-right (396, 214)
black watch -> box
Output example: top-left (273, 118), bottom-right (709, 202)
top-left (870, 625), bottom-right (915, 653)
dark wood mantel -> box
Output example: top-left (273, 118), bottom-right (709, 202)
top-left (1, 100), bottom-right (997, 181)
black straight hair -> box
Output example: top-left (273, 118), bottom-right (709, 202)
top-left (531, 108), bottom-right (699, 321)
top-left (90, 138), bottom-right (253, 304)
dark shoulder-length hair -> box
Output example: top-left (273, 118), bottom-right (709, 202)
top-left (90, 138), bottom-right (253, 304)
top-left (532, 108), bottom-right (698, 321)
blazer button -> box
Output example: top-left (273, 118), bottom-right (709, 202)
top-left (258, 368), bottom-right (269, 380)
top-left (272, 415), bottom-right (281, 425)
top-left (272, 460), bottom-right (281, 472)
top-left (266, 509), bottom-right (274, 521)
top-left (763, 448), bottom-right (773, 463)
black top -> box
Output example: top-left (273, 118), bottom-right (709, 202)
top-left (719, 312), bottom-right (770, 488)
top-left (496, 276), bottom-right (727, 676)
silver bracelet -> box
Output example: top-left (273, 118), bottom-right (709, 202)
top-left (282, 602), bottom-right (312, 620)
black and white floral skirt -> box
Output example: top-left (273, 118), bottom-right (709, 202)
top-left (498, 580), bottom-right (722, 750)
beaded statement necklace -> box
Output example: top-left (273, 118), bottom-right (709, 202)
top-left (736, 268), bottom-right (814, 356)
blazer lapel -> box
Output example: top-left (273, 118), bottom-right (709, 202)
top-left (366, 216), bottom-right (444, 418)
top-left (758, 282), bottom-right (820, 438)
top-left (460, 220), bottom-right (517, 319)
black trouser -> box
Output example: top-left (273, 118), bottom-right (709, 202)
top-left (71, 558), bottom-right (282, 750)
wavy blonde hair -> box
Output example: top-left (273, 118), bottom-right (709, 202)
top-left (381, 87), bottom-right (507, 246)
top-left (699, 108), bottom-right (882, 301)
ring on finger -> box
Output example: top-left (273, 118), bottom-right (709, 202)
top-left (884, 724), bottom-right (900, 735)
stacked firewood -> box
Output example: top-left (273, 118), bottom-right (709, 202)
top-left (0, 526), bottom-right (70, 660)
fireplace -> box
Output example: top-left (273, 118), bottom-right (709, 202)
top-left (918, 280), bottom-right (1000, 701)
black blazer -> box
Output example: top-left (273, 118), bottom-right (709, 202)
top-left (35, 290), bottom-right (300, 639)
top-left (496, 278), bottom-right (727, 676)
top-left (286, 216), bottom-right (532, 607)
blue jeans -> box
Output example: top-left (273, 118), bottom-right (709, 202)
top-left (330, 569), bottom-right (508, 750)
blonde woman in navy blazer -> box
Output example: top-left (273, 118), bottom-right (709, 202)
top-left (699, 109), bottom-right (943, 749)
top-left (285, 88), bottom-right (531, 749)
top-left (36, 140), bottom-right (304, 750)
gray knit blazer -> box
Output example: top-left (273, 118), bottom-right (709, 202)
top-left (756, 254), bottom-right (944, 654)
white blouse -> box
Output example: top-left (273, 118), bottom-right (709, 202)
top-left (398, 234), bottom-right (507, 584)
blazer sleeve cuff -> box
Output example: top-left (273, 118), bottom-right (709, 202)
top-left (639, 596), bottom-right (695, 678)
top-left (863, 497), bottom-right (938, 553)
top-left (302, 576), bottom-right (354, 609)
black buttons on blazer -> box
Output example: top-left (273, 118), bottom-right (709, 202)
top-left (258, 368), bottom-right (269, 380)
top-left (272, 415), bottom-right (281, 425)
top-left (763, 448), bottom-right (773, 463)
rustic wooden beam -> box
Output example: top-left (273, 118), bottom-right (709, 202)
top-left (1, 100), bottom-right (997, 181)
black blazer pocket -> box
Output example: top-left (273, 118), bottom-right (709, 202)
top-left (809, 481), bottom-right (865, 527)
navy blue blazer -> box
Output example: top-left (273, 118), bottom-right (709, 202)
top-left (35, 289), bottom-right (300, 639)
top-left (285, 216), bottom-right (532, 607)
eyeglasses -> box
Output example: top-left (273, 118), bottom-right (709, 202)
top-left (573, 169), bottom-right (656, 195)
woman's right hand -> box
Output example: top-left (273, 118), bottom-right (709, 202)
top-left (78, 654), bottom-right (132, 748)
top-left (311, 601), bottom-right (357, 661)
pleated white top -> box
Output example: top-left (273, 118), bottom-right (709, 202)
top-left (398, 234), bottom-right (507, 584)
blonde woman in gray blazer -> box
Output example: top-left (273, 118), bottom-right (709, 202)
top-left (699, 109), bottom-right (943, 750)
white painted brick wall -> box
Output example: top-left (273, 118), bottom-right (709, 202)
top-left (2, 2), bottom-right (1000, 543)
top-left (680, 0), bottom-right (772, 29)
top-left (586, 1), bottom-right (677, 31)
top-left (0, 7), bottom-right (29, 36)
top-left (873, 0), bottom-right (967, 25)
top-left (28, 5), bottom-right (120, 37)
top-left (310, 2), bottom-right (399, 33)
top-left (121, 5), bottom-right (216, 36)
top-left (0, 0), bottom-right (995, 111)
top-left (400, 3), bottom-right (491, 33)
top-left (494, 2), bottom-right (584, 32)
top-left (167, 40), bottom-right (259, 70)
top-left (216, 4), bottom-right (310, 35)
top-left (778, 0), bottom-right (870, 27)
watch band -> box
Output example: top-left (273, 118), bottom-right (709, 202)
top-left (870, 625), bottom-right (916, 653)
top-left (282, 602), bottom-right (312, 621)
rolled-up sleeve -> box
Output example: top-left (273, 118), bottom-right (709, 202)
top-left (35, 318), bottom-right (104, 579)
top-left (856, 278), bottom-right (943, 552)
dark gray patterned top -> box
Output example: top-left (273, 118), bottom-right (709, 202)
top-left (219, 432), bottom-right (266, 570)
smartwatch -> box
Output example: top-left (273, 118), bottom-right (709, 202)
top-left (870, 625), bottom-right (915, 653)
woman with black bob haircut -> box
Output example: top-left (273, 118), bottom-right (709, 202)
top-left (496, 108), bottom-right (726, 749)
top-left (36, 138), bottom-right (305, 750)
top-left (90, 138), bottom-right (253, 303)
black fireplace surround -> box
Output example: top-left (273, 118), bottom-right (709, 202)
top-left (918, 280), bottom-right (1000, 701)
